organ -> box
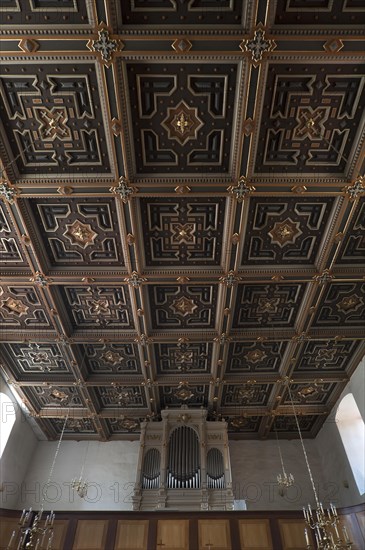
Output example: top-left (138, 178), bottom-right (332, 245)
top-left (132, 407), bottom-right (234, 511)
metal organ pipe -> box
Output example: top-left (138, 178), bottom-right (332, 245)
top-left (206, 448), bottom-right (225, 489)
top-left (142, 448), bottom-right (161, 489)
top-left (167, 426), bottom-right (200, 489)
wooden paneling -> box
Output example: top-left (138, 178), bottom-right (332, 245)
top-left (198, 519), bottom-right (231, 550)
top-left (72, 519), bottom-right (108, 550)
top-left (355, 511), bottom-right (365, 540)
top-left (238, 519), bottom-right (273, 549)
top-left (278, 519), bottom-right (309, 550)
top-left (0, 517), bottom-right (20, 549)
top-left (339, 514), bottom-right (363, 550)
top-left (156, 519), bottom-right (189, 550)
top-left (46, 519), bottom-right (69, 550)
top-left (114, 520), bottom-right (149, 550)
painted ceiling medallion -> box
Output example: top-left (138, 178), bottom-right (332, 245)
top-left (297, 380), bottom-right (324, 400)
top-left (162, 100), bottom-right (203, 145)
top-left (245, 349), bottom-right (267, 364)
top-left (49, 388), bottom-right (69, 404)
top-left (119, 416), bottom-right (140, 431)
top-left (88, 299), bottom-right (110, 316)
top-left (268, 218), bottom-right (302, 248)
top-left (315, 347), bottom-right (336, 363)
top-left (336, 294), bottom-right (363, 313)
top-left (2, 297), bottom-right (29, 316)
top-left (64, 220), bottom-right (97, 249)
top-left (171, 223), bottom-right (196, 244)
top-left (35, 107), bottom-right (71, 142)
top-left (230, 415), bottom-right (247, 430)
top-left (171, 295), bottom-right (197, 317)
top-left (101, 350), bottom-right (123, 366)
top-left (257, 296), bottom-right (280, 314)
top-left (174, 381), bottom-right (194, 401)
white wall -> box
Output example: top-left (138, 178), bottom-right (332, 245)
top-left (230, 438), bottom-right (325, 511)
top-left (0, 378), bottom-right (38, 509)
top-left (315, 356), bottom-right (365, 508)
top-left (16, 440), bottom-right (139, 511)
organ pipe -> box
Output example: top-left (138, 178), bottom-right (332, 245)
top-left (167, 426), bottom-right (200, 489)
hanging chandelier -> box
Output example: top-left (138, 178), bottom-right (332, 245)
top-left (7, 414), bottom-right (69, 549)
top-left (284, 378), bottom-right (352, 550)
top-left (71, 441), bottom-right (89, 499)
top-left (274, 422), bottom-right (295, 496)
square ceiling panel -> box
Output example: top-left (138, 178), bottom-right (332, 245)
top-left (146, 284), bottom-right (219, 332)
top-left (0, 0), bottom-right (93, 30)
top-left (272, 0), bottom-right (365, 28)
top-left (122, 61), bottom-right (240, 180)
top-left (312, 282), bottom-right (365, 329)
top-left (116, 0), bottom-right (246, 27)
top-left (137, 196), bottom-right (227, 270)
top-left (20, 197), bottom-right (126, 273)
top-left (54, 285), bottom-right (135, 334)
top-left (154, 342), bottom-right (213, 375)
top-left (159, 383), bottom-right (208, 408)
top-left (0, 342), bottom-right (72, 379)
top-left (79, 343), bottom-right (142, 376)
top-left (0, 202), bottom-right (30, 271)
top-left (240, 196), bottom-right (337, 269)
top-left (221, 383), bottom-right (273, 408)
top-left (0, 60), bottom-right (115, 183)
top-left (0, 284), bottom-right (53, 332)
top-left (335, 198), bottom-right (365, 268)
top-left (294, 340), bottom-right (362, 374)
top-left (251, 61), bottom-right (365, 181)
top-left (232, 283), bottom-right (307, 330)
top-left (225, 341), bottom-right (288, 374)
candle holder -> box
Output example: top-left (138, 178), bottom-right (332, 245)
top-left (7, 507), bottom-right (55, 550)
top-left (71, 477), bottom-right (89, 499)
top-left (303, 502), bottom-right (352, 550)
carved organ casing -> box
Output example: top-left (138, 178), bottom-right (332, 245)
top-left (132, 408), bottom-right (234, 511)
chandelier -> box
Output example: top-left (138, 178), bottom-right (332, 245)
top-left (285, 378), bottom-right (352, 550)
top-left (7, 414), bottom-right (69, 549)
top-left (274, 422), bottom-right (294, 496)
top-left (71, 441), bottom-right (89, 499)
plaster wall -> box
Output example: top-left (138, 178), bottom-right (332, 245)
top-left (13, 440), bottom-right (140, 511)
top-left (230, 438), bottom-right (326, 511)
top-left (0, 379), bottom-right (38, 509)
top-left (315, 356), bottom-right (365, 507)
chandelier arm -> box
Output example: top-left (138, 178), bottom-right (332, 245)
top-left (287, 383), bottom-right (320, 508)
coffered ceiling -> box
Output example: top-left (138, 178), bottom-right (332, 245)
top-left (0, 0), bottom-right (364, 441)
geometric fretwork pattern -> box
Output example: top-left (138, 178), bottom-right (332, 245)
top-left (94, 386), bottom-right (146, 408)
top-left (254, 63), bottom-right (365, 175)
top-left (335, 199), bottom-right (365, 266)
top-left (0, 285), bottom-right (51, 330)
top-left (0, 62), bottom-right (111, 177)
top-left (126, 62), bottom-right (237, 175)
top-left (57, 286), bottom-right (134, 331)
top-left (273, 0), bottom-right (365, 27)
top-left (282, 381), bottom-right (336, 406)
top-left (241, 197), bottom-right (335, 266)
top-left (24, 198), bottom-right (124, 268)
top-left (147, 285), bottom-right (218, 330)
top-left (139, 197), bottom-right (226, 267)
top-left (271, 415), bottom-right (318, 433)
top-left (232, 284), bottom-right (306, 328)
top-left (226, 341), bottom-right (287, 374)
top-left (0, 1), bottom-right (364, 442)
top-left (295, 340), bottom-right (361, 373)
top-left (24, 385), bottom-right (84, 409)
top-left (221, 384), bottom-right (272, 407)
top-left (0, 203), bottom-right (28, 268)
top-left (154, 342), bottom-right (213, 374)
top-left (312, 282), bottom-right (365, 328)
top-left (1, 343), bottom-right (70, 376)
top-left (80, 343), bottom-right (142, 375)
top-left (0, 1), bottom-right (90, 28)
top-left (119, 1), bottom-right (244, 27)
top-left (159, 385), bottom-right (208, 408)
